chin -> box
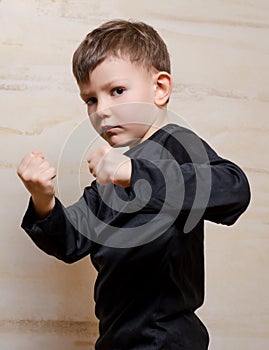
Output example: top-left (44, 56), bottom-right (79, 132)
top-left (108, 136), bottom-right (140, 148)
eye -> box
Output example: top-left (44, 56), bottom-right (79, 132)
top-left (85, 97), bottom-right (97, 106)
top-left (111, 87), bottom-right (125, 96)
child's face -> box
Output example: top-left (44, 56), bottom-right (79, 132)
top-left (79, 57), bottom-right (162, 148)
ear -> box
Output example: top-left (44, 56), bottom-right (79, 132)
top-left (154, 71), bottom-right (172, 107)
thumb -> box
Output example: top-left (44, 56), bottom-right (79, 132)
top-left (32, 150), bottom-right (44, 159)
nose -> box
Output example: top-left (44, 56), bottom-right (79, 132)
top-left (96, 97), bottom-right (112, 119)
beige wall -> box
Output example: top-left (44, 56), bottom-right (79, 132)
top-left (1, 0), bottom-right (268, 349)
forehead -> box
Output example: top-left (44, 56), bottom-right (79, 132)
top-left (90, 56), bottom-right (151, 79)
top-left (79, 57), bottom-right (154, 95)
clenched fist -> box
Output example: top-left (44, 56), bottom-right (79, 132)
top-left (17, 151), bottom-right (56, 218)
top-left (87, 146), bottom-right (132, 187)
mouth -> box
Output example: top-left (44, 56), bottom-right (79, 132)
top-left (101, 125), bottom-right (121, 134)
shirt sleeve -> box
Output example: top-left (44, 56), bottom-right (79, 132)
top-left (129, 128), bottom-right (251, 226)
top-left (21, 185), bottom-right (99, 263)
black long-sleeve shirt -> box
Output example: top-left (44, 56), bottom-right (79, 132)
top-left (22, 124), bottom-right (250, 349)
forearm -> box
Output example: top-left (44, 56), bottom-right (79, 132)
top-left (31, 194), bottom-right (55, 220)
top-left (202, 160), bottom-right (250, 224)
top-left (22, 196), bottom-right (93, 263)
top-left (130, 157), bottom-right (250, 225)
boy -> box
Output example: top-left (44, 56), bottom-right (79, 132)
top-left (17, 20), bottom-right (250, 349)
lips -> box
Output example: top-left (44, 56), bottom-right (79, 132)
top-left (101, 125), bottom-right (121, 134)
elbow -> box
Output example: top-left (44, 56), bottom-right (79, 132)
top-left (230, 164), bottom-right (251, 220)
top-left (56, 250), bottom-right (84, 264)
top-left (58, 256), bottom-right (78, 264)
top-left (206, 169), bottom-right (251, 226)
top-left (237, 169), bottom-right (251, 214)
top-left (47, 247), bottom-right (81, 264)
top-left (223, 175), bottom-right (251, 226)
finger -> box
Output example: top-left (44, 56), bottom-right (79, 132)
top-left (19, 153), bottom-right (34, 168)
top-left (95, 173), bottom-right (109, 186)
top-left (39, 168), bottom-right (57, 184)
top-left (87, 145), bottom-right (111, 163)
top-left (17, 153), bottom-right (36, 177)
top-left (89, 164), bottom-right (97, 178)
top-left (18, 151), bottom-right (44, 175)
top-left (38, 160), bottom-right (52, 172)
top-left (18, 156), bottom-right (47, 182)
top-left (87, 152), bottom-right (98, 169)
top-left (87, 153), bottom-right (99, 176)
top-left (30, 166), bottom-right (56, 186)
top-left (48, 167), bottom-right (57, 180)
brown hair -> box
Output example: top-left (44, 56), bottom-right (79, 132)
top-left (72, 19), bottom-right (171, 84)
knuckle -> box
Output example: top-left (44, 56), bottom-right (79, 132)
top-left (31, 172), bottom-right (44, 185)
top-left (100, 146), bottom-right (109, 156)
top-left (23, 174), bottom-right (31, 182)
top-left (44, 161), bottom-right (51, 169)
top-left (20, 170), bottom-right (31, 182)
top-left (17, 168), bottom-right (22, 177)
top-left (30, 174), bottom-right (38, 183)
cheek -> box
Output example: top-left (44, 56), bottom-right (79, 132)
top-left (114, 103), bottom-right (155, 124)
top-left (131, 124), bottom-right (149, 136)
top-left (139, 82), bottom-right (156, 102)
top-left (89, 114), bottom-right (100, 133)
top-left (87, 105), bottom-right (96, 119)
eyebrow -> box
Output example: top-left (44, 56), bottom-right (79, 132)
top-left (80, 91), bottom-right (92, 101)
top-left (80, 78), bottom-right (128, 100)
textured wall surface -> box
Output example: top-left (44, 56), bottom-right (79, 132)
top-left (0, 1), bottom-right (268, 349)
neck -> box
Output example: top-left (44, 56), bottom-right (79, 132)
top-left (129, 107), bottom-right (168, 149)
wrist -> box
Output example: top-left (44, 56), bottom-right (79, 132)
top-left (31, 194), bottom-right (55, 219)
top-left (114, 158), bottom-right (132, 187)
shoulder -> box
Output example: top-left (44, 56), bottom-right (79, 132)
top-left (151, 123), bottom-right (195, 143)
top-left (154, 123), bottom-right (219, 164)
top-left (156, 124), bottom-right (204, 163)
